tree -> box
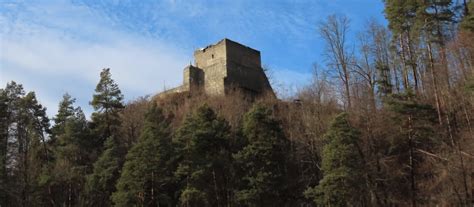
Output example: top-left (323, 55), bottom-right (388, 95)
top-left (112, 104), bottom-right (176, 206)
top-left (0, 82), bottom-right (27, 206)
top-left (84, 136), bottom-right (122, 206)
top-left (319, 14), bottom-right (354, 109)
top-left (384, 91), bottom-right (439, 206)
top-left (419, 0), bottom-right (455, 124)
top-left (0, 82), bottom-right (52, 206)
top-left (364, 19), bottom-right (393, 97)
top-left (118, 96), bottom-right (150, 149)
top-left (173, 105), bottom-right (232, 207)
top-left (467, 75), bottom-right (474, 94)
top-left (416, 0), bottom-right (454, 44)
top-left (305, 113), bottom-right (365, 206)
top-left (84, 68), bottom-right (125, 206)
top-left (384, 0), bottom-right (421, 91)
top-left (20, 92), bottom-right (51, 206)
top-left (25, 92), bottom-right (52, 205)
top-left (461, 0), bottom-right (474, 32)
top-left (233, 104), bottom-right (290, 206)
top-left (51, 93), bottom-right (76, 139)
top-left (0, 87), bottom-right (9, 206)
top-left (49, 94), bottom-right (92, 206)
top-left (355, 20), bottom-right (380, 110)
top-left (90, 68), bottom-right (124, 148)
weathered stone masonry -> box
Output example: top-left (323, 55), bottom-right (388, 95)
top-left (159, 38), bottom-right (274, 97)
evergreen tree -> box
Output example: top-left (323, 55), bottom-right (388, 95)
top-left (51, 93), bottom-right (76, 139)
top-left (416, 0), bottom-right (454, 45)
top-left (461, 0), bottom-right (474, 31)
top-left (174, 105), bottom-right (232, 207)
top-left (84, 68), bottom-right (125, 206)
top-left (233, 104), bottom-right (290, 206)
top-left (0, 87), bottom-right (9, 206)
top-left (28, 128), bottom-right (53, 206)
top-left (376, 61), bottom-right (393, 96)
top-left (466, 75), bottom-right (474, 94)
top-left (385, 0), bottom-right (419, 35)
top-left (0, 82), bottom-right (25, 205)
top-left (384, 91), bottom-right (439, 206)
top-left (304, 113), bottom-right (366, 206)
top-left (90, 68), bottom-right (124, 148)
top-left (384, 0), bottom-right (422, 91)
top-left (0, 82), bottom-right (52, 206)
top-left (49, 95), bottom-right (92, 206)
top-left (112, 104), bottom-right (176, 206)
top-left (21, 91), bottom-right (52, 206)
top-left (84, 136), bottom-right (122, 206)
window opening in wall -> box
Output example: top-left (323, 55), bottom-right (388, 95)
top-left (211, 54), bottom-right (214, 59)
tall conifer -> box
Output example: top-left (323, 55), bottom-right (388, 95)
top-left (305, 113), bottom-right (366, 206)
top-left (112, 104), bottom-right (176, 206)
top-left (174, 105), bottom-right (232, 207)
top-left (233, 104), bottom-right (290, 206)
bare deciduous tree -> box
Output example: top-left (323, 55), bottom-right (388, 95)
top-left (319, 14), bottom-right (353, 109)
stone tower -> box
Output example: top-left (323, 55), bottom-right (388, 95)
top-left (159, 38), bottom-right (274, 97)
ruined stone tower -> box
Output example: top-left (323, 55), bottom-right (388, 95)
top-left (159, 38), bottom-right (274, 97)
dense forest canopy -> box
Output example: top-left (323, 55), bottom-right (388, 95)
top-left (1, 0), bottom-right (474, 206)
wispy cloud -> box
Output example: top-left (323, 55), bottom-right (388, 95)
top-left (1, 0), bottom-right (188, 117)
top-left (0, 0), bottom-right (386, 118)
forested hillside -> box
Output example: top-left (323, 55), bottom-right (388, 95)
top-left (1, 1), bottom-right (474, 206)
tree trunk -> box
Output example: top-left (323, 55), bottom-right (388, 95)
top-left (212, 169), bottom-right (221, 207)
top-left (399, 34), bottom-right (410, 90)
top-left (427, 42), bottom-right (444, 125)
top-left (406, 34), bottom-right (419, 93)
top-left (471, 172), bottom-right (474, 206)
top-left (68, 183), bottom-right (72, 207)
top-left (151, 171), bottom-right (156, 206)
top-left (408, 115), bottom-right (417, 207)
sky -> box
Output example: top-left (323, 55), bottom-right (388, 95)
top-left (0, 0), bottom-right (387, 118)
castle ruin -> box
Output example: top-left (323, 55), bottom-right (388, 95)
top-left (159, 38), bottom-right (274, 98)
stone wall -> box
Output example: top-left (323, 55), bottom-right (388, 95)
top-left (224, 39), bottom-right (273, 96)
top-left (183, 65), bottom-right (204, 91)
top-left (194, 39), bottom-right (227, 68)
top-left (225, 61), bottom-right (272, 95)
top-left (225, 39), bottom-right (261, 69)
top-left (194, 39), bottom-right (228, 95)
top-left (157, 38), bottom-right (274, 98)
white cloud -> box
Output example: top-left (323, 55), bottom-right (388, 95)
top-left (0, 0), bottom-right (188, 118)
top-left (1, 0), bottom-right (384, 118)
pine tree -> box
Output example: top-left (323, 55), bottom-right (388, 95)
top-left (90, 68), bottom-right (124, 148)
top-left (84, 136), bottom-right (122, 206)
top-left (304, 113), bottom-right (366, 206)
top-left (83, 68), bottom-right (125, 206)
top-left (0, 87), bottom-right (9, 206)
top-left (0, 82), bottom-right (52, 206)
top-left (174, 105), bottom-right (232, 207)
top-left (416, 0), bottom-right (454, 45)
top-left (57, 110), bottom-right (91, 205)
top-left (22, 91), bottom-right (52, 206)
top-left (233, 104), bottom-right (290, 206)
top-left (467, 75), bottom-right (474, 94)
top-left (49, 95), bottom-right (92, 206)
top-left (384, 91), bottom-right (438, 206)
top-left (51, 93), bottom-right (76, 139)
top-left (112, 104), bottom-right (176, 206)
top-left (0, 82), bottom-right (25, 205)
top-left (28, 128), bottom-right (53, 206)
top-left (461, 0), bottom-right (474, 32)
top-left (384, 0), bottom-right (421, 91)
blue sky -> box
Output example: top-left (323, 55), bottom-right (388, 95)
top-left (0, 0), bottom-right (387, 118)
